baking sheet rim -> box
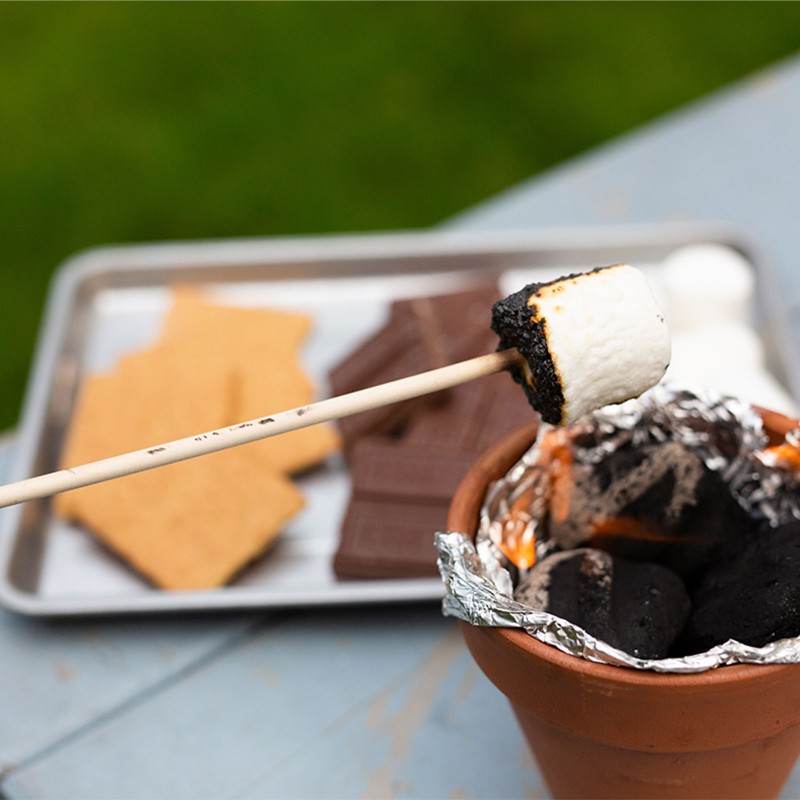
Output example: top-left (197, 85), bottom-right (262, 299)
top-left (0, 222), bottom-right (784, 617)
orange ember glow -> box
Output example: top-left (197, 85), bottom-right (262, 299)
top-left (497, 487), bottom-right (538, 569)
top-left (539, 429), bottom-right (573, 524)
top-left (496, 429), bottom-right (574, 569)
top-left (760, 443), bottom-right (800, 470)
top-left (589, 516), bottom-right (686, 544)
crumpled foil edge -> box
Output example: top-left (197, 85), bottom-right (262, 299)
top-left (436, 530), bottom-right (800, 673)
top-left (435, 385), bottom-right (800, 674)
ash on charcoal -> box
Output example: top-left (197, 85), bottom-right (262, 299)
top-left (677, 522), bottom-right (800, 654)
top-left (547, 439), bottom-right (752, 579)
top-left (514, 548), bottom-right (690, 660)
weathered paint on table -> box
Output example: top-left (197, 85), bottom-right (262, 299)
top-left (0, 427), bottom-right (544, 799)
top-left (5, 53), bottom-right (800, 800)
top-left (2, 603), bottom-right (543, 799)
top-left (0, 449), bottom-right (541, 799)
top-left (449, 55), bottom-right (800, 318)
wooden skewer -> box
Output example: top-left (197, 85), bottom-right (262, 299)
top-left (0, 348), bottom-right (525, 510)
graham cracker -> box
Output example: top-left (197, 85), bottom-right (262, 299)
top-left (65, 446), bottom-right (304, 590)
top-left (161, 286), bottom-right (312, 353)
top-left (159, 287), bottom-right (340, 474)
top-left (55, 287), bottom-right (340, 589)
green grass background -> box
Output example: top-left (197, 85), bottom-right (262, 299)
top-left (1, 2), bottom-right (800, 430)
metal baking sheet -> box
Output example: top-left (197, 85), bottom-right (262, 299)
top-left (1, 224), bottom-right (797, 616)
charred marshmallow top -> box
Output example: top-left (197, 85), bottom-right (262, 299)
top-left (491, 264), bottom-right (671, 425)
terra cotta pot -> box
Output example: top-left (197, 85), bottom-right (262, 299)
top-left (447, 409), bottom-right (800, 800)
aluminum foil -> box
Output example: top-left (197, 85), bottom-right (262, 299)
top-left (436, 385), bottom-right (800, 673)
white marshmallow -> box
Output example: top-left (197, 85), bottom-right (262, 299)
top-left (666, 323), bottom-right (798, 417)
top-left (667, 323), bottom-right (765, 377)
top-left (660, 244), bottom-right (756, 332)
top-left (533, 264), bottom-right (671, 424)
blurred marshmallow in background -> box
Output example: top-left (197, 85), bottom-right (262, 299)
top-left (656, 243), bottom-right (799, 417)
top-left (660, 243), bottom-right (756, 330)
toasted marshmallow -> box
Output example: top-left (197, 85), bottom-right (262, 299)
top-left (492, 264), bottom-right (671, 425)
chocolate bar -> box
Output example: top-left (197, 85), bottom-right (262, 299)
top-left (328, 285), bottom-right (502, 449)
top-left (349, 439), bottom-right (480, 502)
top-left (332, 498), bottom-right (444, 579)
top-left (329, 303), bottom-right (448, 446)
top-left (333, 287), bottom-right (535, 579)
top-left (332, 360), bottom-right (535, 580)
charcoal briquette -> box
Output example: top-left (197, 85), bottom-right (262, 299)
top-left (514, 548), bottom-right (690, 660)
top-left (678, 522), bottom-right (800, 653)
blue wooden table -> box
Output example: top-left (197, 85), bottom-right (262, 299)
top-left (3, 55), bottom-right (800, 800)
